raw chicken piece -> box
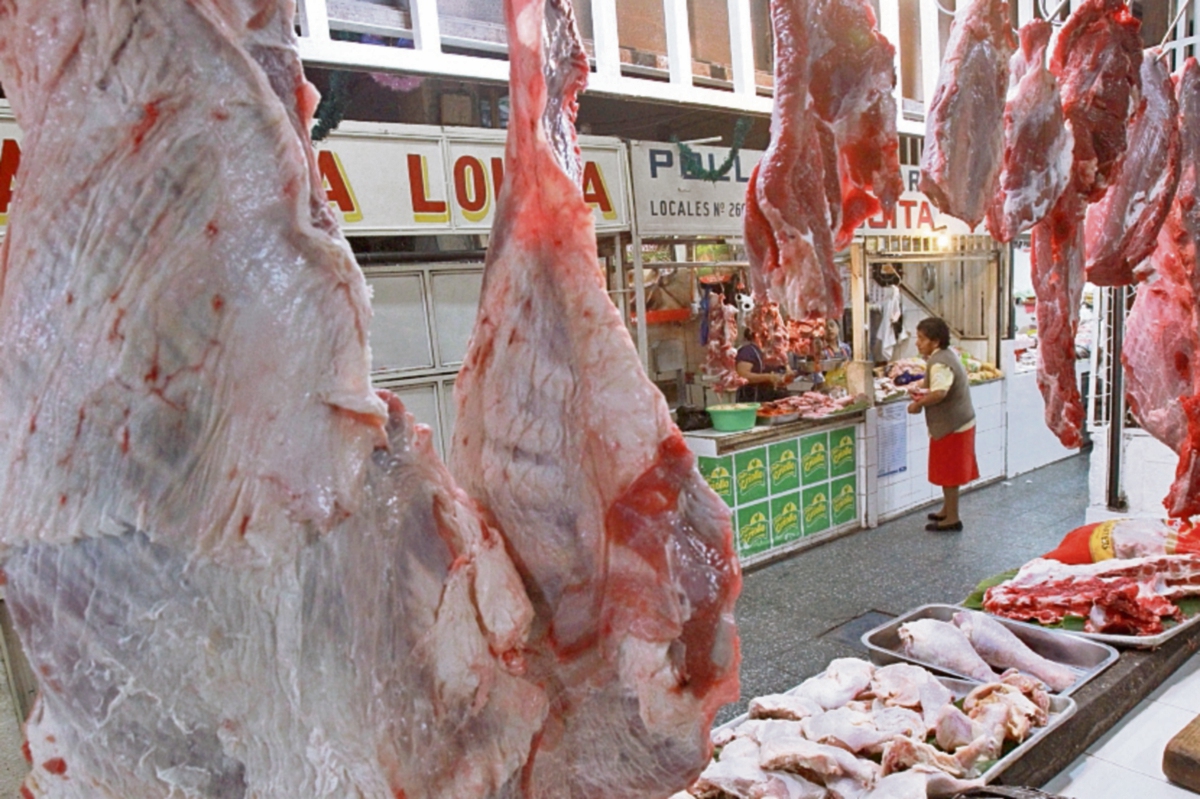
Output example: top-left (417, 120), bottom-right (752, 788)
top-left (1123, 58), bottom-right (1200, 520)
top-left (879, 737), bottom-right (966, 778)
top-left (999, 670), bottom-right (1052, 715)
top-left (745, 0), bottom-right (841, 322)
top-left (807, 0), bottom-right (903, 248)
top-left (918, 0), bottom-right (1015, 228)
top-left (934, 705), bottom-right (984, 752)
top-left (691, 738), bottom-right (759, 797)
top-left (0, 2), bottom-right (546, 797)
top-left (802, 705), bottom-right (923, 756)
top-left (870, 663), bottom-right (955, 732)
top-left (963, 682), bottom-right (1048, 740)
top-left (450, 0), bottom-right (742, 795)
top-left (714, 720), bottom-right (769, 748)
top-left (801, 707), bottom-right (884, 754)
top-left (908, 765), bottom-right (985, 799)
top-left (898, 619), bottom-right (999, 683)
top-left (750, 694), bottom-right (826, 721)
top-left (792, 658), bottom-right (876, 710)
top-left (1084, 50), bottom-right (1181, 286)
top-left (1030, 188), bottom-right (1088, 449)
top-left (985, 19), bottom-right (1074, 243)
top-left (952, 610), bottom-right (1077, 691)
top-left (756, 721), bottom-right (880, 788)
top-left (1052, 0), bottom-right (1143, 202)
top-left (862, 770), bottom-right (926, 799)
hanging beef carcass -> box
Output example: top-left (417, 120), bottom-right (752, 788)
top-left (808, 0), bottom-right (903, 248)
top-left (985, 19), bottom-right (1074, 243)
top-left (1028, 0), bottom-right (1141, 450)
top-left (744, 0), bottom-right (841, 322)
top-left (919, 0), bottom-right (1016, 229)
top-left (1052, 0), bottom-right (1144, 202)
top-left (1030, 190), bottom-right (1089, 450)
top-left (1085, 51), bottom-right (1181, 286)
top-left (0, 0), bottom-right (741, 797)
top-left (449, 0), bottom-right (742, 795)
top-left (1124, 58), bottom-right (1200, 521)
top-left (0, 1), bottom-right (549, 797)
top-left (704, 295), bottom-right (749, 394)
top-left (748, 298), bottom-right (791, 369)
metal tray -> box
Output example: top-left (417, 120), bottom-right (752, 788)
top-left (1027, 607), bottom-right (1200, 650)
top-left (861, 604), bottom-right (1118, 695)
top-left (756, 411), bottom-right (801, 425)
top-left (710, 669), bottom-right (1076, 789)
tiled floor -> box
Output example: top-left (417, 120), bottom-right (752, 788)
top-left (1043, 650), bottom-right (1200, 797)
top-left (726, 453), bottom-right (1093, 724)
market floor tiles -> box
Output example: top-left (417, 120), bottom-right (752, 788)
top-left (722, 454), bottom-right (1090, 724)
top-left (1043, 650), bottom-right (1200, 797)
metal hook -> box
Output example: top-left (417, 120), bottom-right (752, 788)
top-left (1162, 0), bottom-right (1193, 51)
top-left (934, 0), bottom-right (955, 16)
top-left (1037, 0), bottom-right (1072, 24)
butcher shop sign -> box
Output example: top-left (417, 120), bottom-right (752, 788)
top-left (629, 140), bottom-right (972, 239)
top-left (315, 122), bottom-right (629, 236)
top-left (0, 114), bottom-right (20, 229)
top-left (0, 114), bottom-right (628, 237)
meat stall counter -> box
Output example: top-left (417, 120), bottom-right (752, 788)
top-left (683, 412), bottom-right (867, 566)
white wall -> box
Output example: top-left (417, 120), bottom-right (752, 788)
top-left (1086, 428), bottom-right (1180, 523)
top-left (1003, 340), bottom-right (1081, 478)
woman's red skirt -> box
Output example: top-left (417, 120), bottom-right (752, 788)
top-left (929, 426), bottom-right (980, 487)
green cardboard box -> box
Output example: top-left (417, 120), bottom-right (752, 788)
top-left (734, 447), bottom-right (769, 505)
top-left (802, 484), bottom-right (831, 535)
top-left (698, 455), bottom-right (735, 507)
top-left (800, 432), bottom-right (830, 485)
top-left (829, 427), bottom-right (857, 478)
top-left (830, 475), bottom-right (858, 527)
top-left (770, 492), bottom-right (803, 546)
top-left (768, 439), bottom-right (801, 495)
top-left (736, 501), bottom-right (772, 556)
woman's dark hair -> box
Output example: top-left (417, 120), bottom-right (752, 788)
top-left (917, 316), bottom-right (951, 349)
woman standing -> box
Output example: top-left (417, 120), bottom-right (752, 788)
top-left (907, 317), bottom-right (978, 531)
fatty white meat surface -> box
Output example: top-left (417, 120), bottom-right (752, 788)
top-left (0, 0), bottom-right (742, 797)
top-left (449, 0), bottom-right (742, 796)
top-left (0, 2), bottom-right (548, 797)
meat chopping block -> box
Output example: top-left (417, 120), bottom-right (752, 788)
top-left (1164, 713), bottom-right (1200, 793)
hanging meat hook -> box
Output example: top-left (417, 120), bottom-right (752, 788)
top-left (1160, 0), bottom-right (1193, 54)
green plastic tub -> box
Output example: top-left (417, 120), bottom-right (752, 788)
top-left (706, 403), bottom-right (761, 432)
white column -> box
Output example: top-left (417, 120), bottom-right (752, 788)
top-left (1017, 0), bottom-right (1034, 27)
top-left (878, 0), bottom-right (903, 115)
top-left (591, 0), bottom-right (622, 79)
top-left (411, 0), bottom-right (443, 54)
top-left (727, 0), bottom-right (757, 96)
top-left (299, 0), bottom-right (331, 41)
top-left (919, 0), bottom-right (943, 112)
top-left (663, 0), bottom-right (694, 87)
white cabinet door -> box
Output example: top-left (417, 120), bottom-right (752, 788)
top-left (366, 273), bottom-right (434, 371)
top-left (430, 270), bottom-right (484, 367)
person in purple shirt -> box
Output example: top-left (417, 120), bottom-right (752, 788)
top-left (735, 329), bottom-right (794, 403)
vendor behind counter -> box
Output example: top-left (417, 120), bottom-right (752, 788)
top-left (735, 329), bottom-right (794, 403)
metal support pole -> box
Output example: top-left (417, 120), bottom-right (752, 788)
top-left (1106, 286), bottom-right (1127, 512)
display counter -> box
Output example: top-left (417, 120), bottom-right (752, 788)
top-left (683, 411), bottom-right (867, 566)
